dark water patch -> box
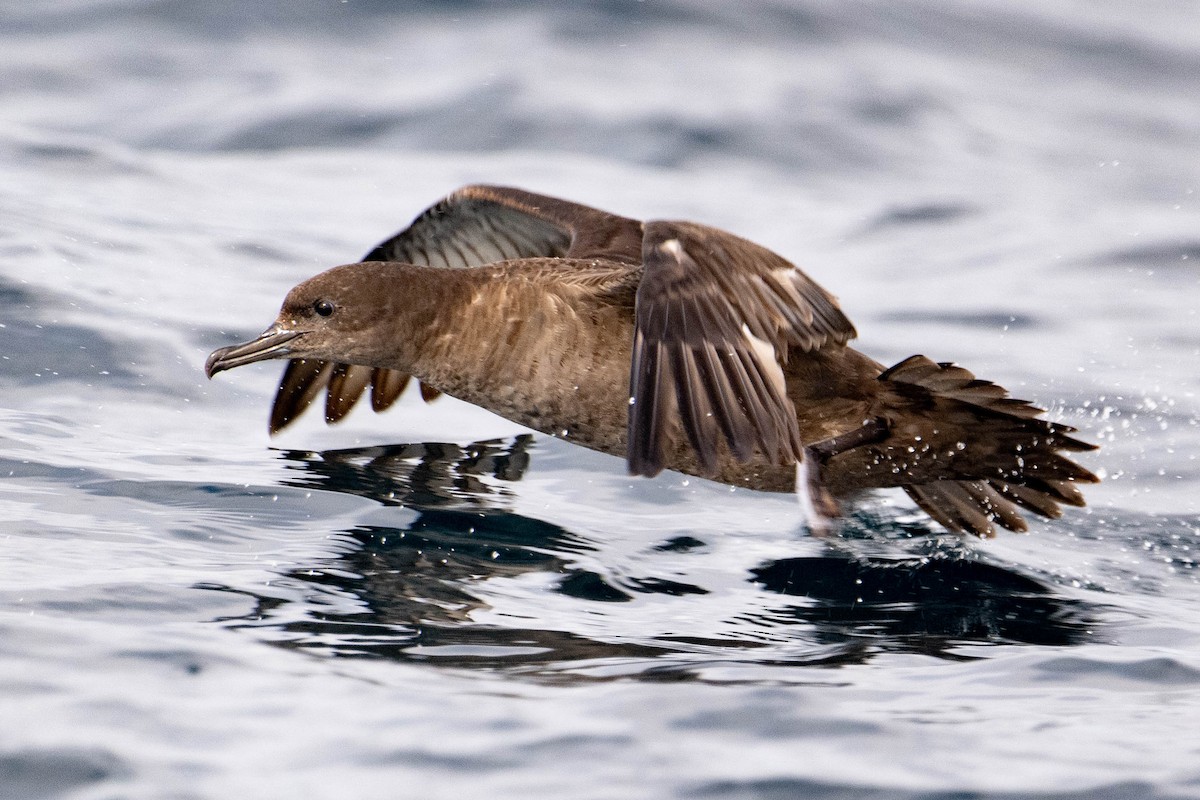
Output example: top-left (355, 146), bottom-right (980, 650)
top-left (208, 87), bottom-right (752, 169)
top-left (676, 2), bottom-right (834, 42)
top-left (751, 554), bottom-right (1102, 654)
top-left (546, 0), bottom-right (731, 39)
top-left (18, 139), bottom-right (153, 177)
top-left (111, 647), bottom-right (231, 677)
top-left (23, 0), bottom-right (1194, 101)
top-left (694, 779), bottom-right (904, 800)
top-left (690, 778), bottom-right (1165, 800)
top-left (352, 509), bottom-right (596, 567)
top-left (625, 576), bottom-right (709, 597)
top-left (853, 4), bottom-right (1200, 91)
top-left (849, 87), bottom-right (948, 127)
top-left (1160, 331), bottom-right (1200, 352)
top-left (149, 77), bottom-right (879, 172)
top-left (674, 698), bottom-right (881, 739)
top-left (81, 477), bottom-right (354, 533)
top-left (1084, 240), bottom-right (1200, 272)
top-left (0, 454), bottom-right (98, 482)
top-left (875, 309), bottom-right (1040, 331)
top-left (223, 238), bottom-right (302, 263)
top-left (578, 112), bottom-right (879, 173)
top-left (0, 278), bottom-right (36, 305)
top-left (0, 241), bottom-right (41, 260)
top-left (1034, 655), bottom-right (1200, 686)
top-left (88, 477), bottom-right (276, 506)
top-left (5, 0), bottom-right (820, 42)
top-left (215, 103), bottom-right (447, 151)
top-left (861, 201), bottom-right (979, 232)
top-left (520, 0), bottom-right (832, 43)
top-left (360, 744), bottom-right (522, 773)
top-left (0, 279), bottom-right (150, 386)
top-left (654, 535), bottom-right (708, 553)
top-left (632, 116), bottom-right (741, 167)
top-left (5, 0), bottom-right (429, 38)
top-left (0, 748), bottom-right (127, 800)
top-left (558, 570), bottom-right (633, 603)
top-left (35, 583), bottom-right (216, 618)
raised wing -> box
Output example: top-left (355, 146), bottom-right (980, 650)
top-left (627, 220), bottom-right (856, 477)
top-left (365, 184), bottom-right (643, 265)
top-left (270, 185), bottom-right (644, 433)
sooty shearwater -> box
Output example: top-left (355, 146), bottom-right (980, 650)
top-left (206, 185), bottom-right (1098, 536)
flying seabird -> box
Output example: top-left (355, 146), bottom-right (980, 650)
top-left (206, 185), bottom-right (1098, 536)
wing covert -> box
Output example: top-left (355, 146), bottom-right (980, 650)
top-left (627, 220), bottom-right (856, 477)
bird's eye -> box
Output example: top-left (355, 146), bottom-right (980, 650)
top-left (313, 299), bottom-right (335, 317)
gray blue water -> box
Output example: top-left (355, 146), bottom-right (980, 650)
top-left (3, 2), bottom-right (1200, 798)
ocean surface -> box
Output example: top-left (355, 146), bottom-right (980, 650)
top-left (3, 1), bottom-right (1200, 798)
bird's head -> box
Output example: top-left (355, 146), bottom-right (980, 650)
top-left (205, 262), bottom-right (417, 378)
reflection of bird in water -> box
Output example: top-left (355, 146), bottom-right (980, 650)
top-left (277, 435), bottom-right (534, 510)
top-left (751, 554), bottom-right (1099, 653)
top-left (207, 185), bottom-right (1098, 536)
top-left (211, 505), bottom-right (1100, 670)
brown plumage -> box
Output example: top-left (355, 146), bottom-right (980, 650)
top-left (206, 185), bottom-right (1099, 537)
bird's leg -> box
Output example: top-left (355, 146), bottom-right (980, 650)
top-left (808, 417), bottom-right (891, 461)
top-left (796, 418), bottom-right (891, 534)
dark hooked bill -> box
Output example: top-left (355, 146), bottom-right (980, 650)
top-left (205, 328), bottom-right (304, 378)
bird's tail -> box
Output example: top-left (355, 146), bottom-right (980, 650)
top-left (869, 355), bottom-right (1098, 537)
